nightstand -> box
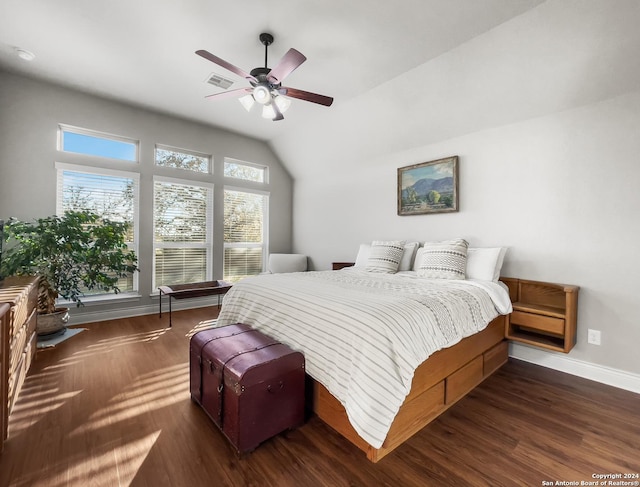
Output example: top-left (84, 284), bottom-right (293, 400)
top-left (332, 262), bottom-right (354, 270)
top-left (501, 278), bottom-right (579, 353)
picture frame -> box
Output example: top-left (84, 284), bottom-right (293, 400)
top-left (397, 156), bottom-right (459, 215)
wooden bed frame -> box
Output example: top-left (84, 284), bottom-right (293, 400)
top-left (307, 313), bottom-right (509, 463)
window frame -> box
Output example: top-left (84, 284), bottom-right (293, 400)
top-left (223, 185), bottom-right (270, 282)
top-left (154, 144), bottom-right (212, 174)
top-left (58, 124), bottom-right (140, 163)
top-left (152, 175), bottom-right (214, 292)
top-left (223, 157), bottom-right (269, 184)
top-left (55, 161), bottom-right (141, 300)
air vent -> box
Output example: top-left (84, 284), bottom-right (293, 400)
top-left (205, 73), bottom-right (234, 89)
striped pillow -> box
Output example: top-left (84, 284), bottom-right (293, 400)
top-left (418, 238), bottom-right (469, 279)
top-left (366, 240), bottom-right (406, 273)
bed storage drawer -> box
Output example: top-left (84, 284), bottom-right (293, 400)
top-left (483, 340), bottom-right (508, 376)
top-left (510, 310), bottom-right (564, 337)
top-left (445, 356), bottom-right (483, 405)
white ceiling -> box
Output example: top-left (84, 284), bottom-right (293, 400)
top-left (0, 0), bottom-right (545, 142)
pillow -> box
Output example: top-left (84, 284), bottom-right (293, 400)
top-left (355, 241), bottom-right (418, 270)
top-left (365, 240), bottom-right (406, 273)
top-left (267, 253), bottom-right (308, 273)
top-left (466, 247), bottom-right (507, 281)
top-left (412, 247), bottom-right (424, 271)
top-left (354, 243), bottom-right (371, 267)
top-left (417, 238), bottom-right (469, 280)
top-left (399, 242), bottom-right (419, 271)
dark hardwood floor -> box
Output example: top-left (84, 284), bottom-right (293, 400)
top-left (1, 307), bottom-right (638, 486)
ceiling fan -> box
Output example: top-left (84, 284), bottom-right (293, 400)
top-left (196, 33), bottom-right (333, 121)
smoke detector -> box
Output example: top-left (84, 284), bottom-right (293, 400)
top-left (15, 48), bottom-right (35, 61)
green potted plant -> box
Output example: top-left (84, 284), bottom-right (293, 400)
top-left (0, 211), bottom-right (139, 336)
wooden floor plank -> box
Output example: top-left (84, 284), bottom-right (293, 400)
top-left (1, 307), bottom-right (638, 486)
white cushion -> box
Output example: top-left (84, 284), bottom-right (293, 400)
top-left (268, 254), bottom-right (308, 273)
top-left (466, 247), bottom-right (507, 281)
top-left (417, 238), bottom-right (469, 280)
top-left (399, 242), bottom-right (419, 271)
top-left (365, 240), bottom-right (406, 273)
top-left (355, 241), bottom-right (419, 271)
top-left (354, 243), bottom-right (371, 267)
top-left (412, 247), bottom-right (424, 271)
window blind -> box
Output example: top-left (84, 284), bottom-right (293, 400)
top-left (56, 164), bottom-right (139, 293)
top-left (223, 189), bottom-right (267, 282)
top-left (153, 178), bottom-right (213, 289)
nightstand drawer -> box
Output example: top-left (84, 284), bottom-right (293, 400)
top-left (510, 311), bottom-right (564, 336)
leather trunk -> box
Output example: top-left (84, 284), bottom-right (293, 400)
top-left (189, 324), bottom-right (305, 453)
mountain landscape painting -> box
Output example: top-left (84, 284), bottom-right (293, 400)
top-left (397, 156), bottom-right (458, 215)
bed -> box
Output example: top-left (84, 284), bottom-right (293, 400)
top-left (216, 249), bottom-right (514, 461)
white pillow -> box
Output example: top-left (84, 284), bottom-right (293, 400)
top-left (466, 247), bottom-right (507, 281)
top-left (268, 253), bottom-right (308, 273)
top-left (412, 247), bottom-right (424, 271)
top-left (365, 240), bottom-right (406, 273)
top-left (354, 243), bottom-right (371, 267)
top-left (417, 238), bottom-right (469, 280)
top-left (355, 241), bottom-right (419, 271)
top-left (399, 242), bottom-right (419, 271)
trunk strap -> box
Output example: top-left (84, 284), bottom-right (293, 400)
top-left (216, 341), bottom-right (280, 427)
top-left (193, 326), bottom-right (253, 403)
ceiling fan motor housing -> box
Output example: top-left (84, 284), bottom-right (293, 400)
top-left (249, 67), bottom-right (272, 80)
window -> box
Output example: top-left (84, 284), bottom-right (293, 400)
top-left (224, 188), bottom-right (268, 282)
top-left (56, 163), bottom-right (140, 293)
top-left (59, 125), bottom-right (138, 162)
top-left (224, 158), bottom-right (267, 183)
top-left (153, 177), bottom-right (213, 289)
top-left (155, 145), bottom-right (211, 173)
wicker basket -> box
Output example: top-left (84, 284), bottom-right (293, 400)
top-left (36, 307), bottom-right (70, 336)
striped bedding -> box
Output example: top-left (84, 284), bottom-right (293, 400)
top-left (216, 268), bottom-right (512, 449)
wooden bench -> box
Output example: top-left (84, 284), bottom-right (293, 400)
top-left (159, 281), bottom-right (232, 327)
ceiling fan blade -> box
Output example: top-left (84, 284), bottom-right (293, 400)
top-left (280, 87), bottom-right (334, 107)
top-left (204, 87), bottom-right (252, 100)
top-left (267, 48), bottom-right (306, 84)
top-left (195, 50), bottom-right (257, 83)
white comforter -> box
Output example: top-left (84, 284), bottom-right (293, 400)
top-left (216, 268), bottom-right (512, 449)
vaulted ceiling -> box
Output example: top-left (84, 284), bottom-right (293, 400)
top-left (0, 0), bottom-right (544, 143)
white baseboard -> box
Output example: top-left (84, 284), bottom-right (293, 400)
top-left (509, 342), bottom-right (640, 395)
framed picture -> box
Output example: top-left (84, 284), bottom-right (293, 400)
top-left (397, 156), bottom-right (459, 215)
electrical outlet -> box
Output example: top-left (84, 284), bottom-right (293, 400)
top-left (587, 329), bottom-right (601, 345)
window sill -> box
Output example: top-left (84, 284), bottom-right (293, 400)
top-left (57, 292), bottom-right (142, 307)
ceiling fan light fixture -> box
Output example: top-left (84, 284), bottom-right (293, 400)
top-left (253, 85), bottom-right (271, 105)
top-left (261, 104), bottom-right (276, 120)
top-left (239, 94), bottom-right (255, 112)
top-left (274, 95), bottom-right (291, 113)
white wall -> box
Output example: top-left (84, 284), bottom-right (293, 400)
top-left (288, 90), bottom-right (640, 375)
top-left (0, 71), bottom-right (293, 319)
top-left (272, 1), bottom-right (640, 376)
